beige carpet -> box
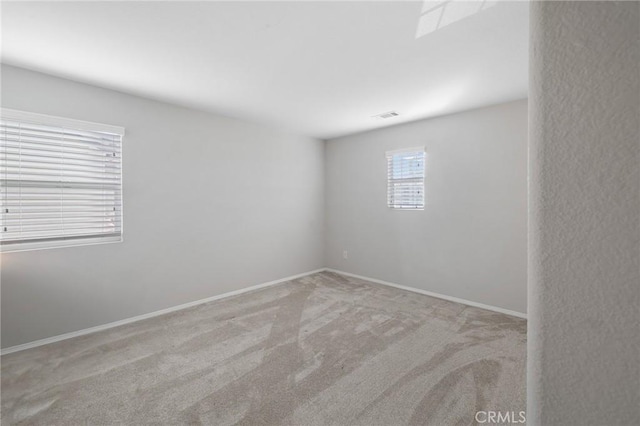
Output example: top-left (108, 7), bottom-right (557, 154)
top-left (1, 271), bottom-right (526, 425)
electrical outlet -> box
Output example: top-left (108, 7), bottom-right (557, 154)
top-left (343, 250), bottom-right (348, 260)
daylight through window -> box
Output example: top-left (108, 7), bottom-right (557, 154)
top-left (0, 109), bottom-right (124, 252)
top-left (386, 147), bottom-right (425, 210)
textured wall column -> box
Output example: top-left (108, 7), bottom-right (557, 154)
top-left (529, 1), bottom-right (639, 425)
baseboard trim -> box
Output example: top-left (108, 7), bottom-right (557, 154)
top-left (1, 267), bottom-right (525, 355)
top-left (1, 268), bottom-right (325, 356)
top-left (325, 268), bottom-right (527, 319)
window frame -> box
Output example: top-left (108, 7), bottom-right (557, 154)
top-left (386, 147), bottom-right (426, 210)
top-left (0, 108), bottom-right (125, 253)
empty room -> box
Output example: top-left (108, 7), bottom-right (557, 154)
top-left (1, 1), bottom-right (637, 425)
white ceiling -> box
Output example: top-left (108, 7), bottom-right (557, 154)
top-left (1, 1), bottom-right (529, 140)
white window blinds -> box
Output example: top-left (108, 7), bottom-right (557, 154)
top-left (0, 109), bottom-right (124, 252)
top-left (386, 147), bottom-right (425, 210)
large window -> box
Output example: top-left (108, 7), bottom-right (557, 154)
top-left (386, 147), bottom-right (425, 210)
top-left (0, 109), bottom-right (124, 252)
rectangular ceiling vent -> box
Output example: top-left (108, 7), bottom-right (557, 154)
top-left (374, 111), bottom-right (399, 119)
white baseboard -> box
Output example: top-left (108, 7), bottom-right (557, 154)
top-left (0, 268), bottom-right (325, 356)
top-left (324, 268), bottom-right (527, 319)
top-left (1, 267), bottom-right (525, 355)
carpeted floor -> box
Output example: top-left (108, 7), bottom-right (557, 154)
top-left (1, 271), bottom-right (526, 425)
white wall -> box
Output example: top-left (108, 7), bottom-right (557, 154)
top-left (325, 100), bottom-right (528, 314)
top-left (0, 65), bottom-right (325, 349)
top-left (529, 2), bottom-right (639, 425)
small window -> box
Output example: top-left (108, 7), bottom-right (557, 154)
top-left (386, 147), bottom-right (425, 210)
top-left (1, 109), bottom-right (124, 252)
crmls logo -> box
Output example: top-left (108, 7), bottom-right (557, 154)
top-left (475, 411), bottom-right (526, 424)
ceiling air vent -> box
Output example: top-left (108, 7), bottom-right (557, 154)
top-left (374, 111), bottom-right (400, 119)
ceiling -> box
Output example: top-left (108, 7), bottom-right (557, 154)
top-left (1, 1), bottom-right (529, 140)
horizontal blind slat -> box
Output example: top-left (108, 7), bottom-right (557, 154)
top-left (2, 222), bottom-right (121, 231)
top-left (1, 133), bottom-right (120, 150)
top-left (1, 120), bottom-right (121, 139)
top-left (3, 164), bottom-right (121, 176)
top-left (0, 129), bottom-right (120, 145)
top-left (3, 213), bottom-right (120, 220)
top-left (2, 157), bottom-right (121, 170)
top-left (2, 142), bottom-right (120, 158)
top-left (1, 150), bottom-right (120, 166)
top-left (1, 232), bottom-right (121, 246)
